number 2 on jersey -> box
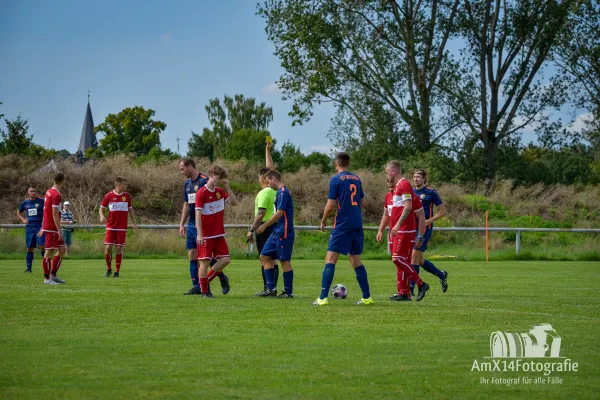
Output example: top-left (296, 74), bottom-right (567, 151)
top-left (350, 184), bottom-right (358, 206)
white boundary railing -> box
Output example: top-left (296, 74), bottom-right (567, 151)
top-left (2, 224), bottom-right (599, 256)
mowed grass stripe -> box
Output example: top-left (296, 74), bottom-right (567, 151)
top-left (1, 260), bottom-right (599, 399)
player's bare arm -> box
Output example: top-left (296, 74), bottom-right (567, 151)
top-left (128, 207), bottom-right (138, 230)
top-left (377, 208), bottom-right (390, 243)
top-left (195, 208), bottom-right (204, 245)
top-left (426, 203), bottom-right (447, 226)
top-left (392, 199), bottom-right (412, 236)
top-left (256, 209), bottom-right (284, 235)
top-left (221, 179), bottom-right (238, 206)
top-left (414, 208), bottom-right (426, 247)
top-left (99, 206), bottom-right (107, 224)
top-left (265, 142), bottom-right (274, 169)
top-left (320, 199), bottom-right (337, 231)
top-left (17, 209), bottom-right (27, 224)
top-left (247, 208), bottom-right (266, 243)
top-left (179, 202), bottom-right (189, 237)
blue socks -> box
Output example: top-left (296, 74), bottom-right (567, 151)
top-left (410, 264), bottom-right (420, 292)
top-left (264, 268), bottom-right (276, 290)
top-left (283, 270), bottom-right (294, 295)
top-left (26, 252), bottom-right (34, 270)
top-left (320, 263), bottom-right (336, 300)
top-left (190, 260), bottom-right (199, 287)
top-left (354, 265), bottom-right (370, 299)
top-left (422, 259), bottom-right (445, 280)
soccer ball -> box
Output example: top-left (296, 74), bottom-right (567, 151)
top-left (331, 284), bottom-right (348, 299)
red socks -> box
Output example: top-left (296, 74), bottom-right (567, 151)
top-left (51, 256), bottom-right (62, 275)
top-left (200, 277), bottom-right (209, 293)
top-left (393, 259), bottom-right (423, 287)
top-left (105, 254), bottom-right (112, 269)
top-left (115, 254), bottom-right (122, 272)
top-left (42, 258), bottom-right (50, 277)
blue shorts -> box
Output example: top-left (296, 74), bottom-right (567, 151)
top-left (414, 226), bottom-right (433, 252)
top-left (186, 225), bottom-right (198, 250)
top-left (25, 229), bottom-right (45, 249)
top-left (62, 230), bottom-right (73, 246)
top-left (327, 228), bottom-right (364, 256)
top-left (261, 233), bottom-right (294, 262)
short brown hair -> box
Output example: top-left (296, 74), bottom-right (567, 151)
top-left (386, 160), bottom-right (401, 171)
top-left (115, 176), bottom-right (127, 185)
top-left (264, 170), bottom-right (281, 181)
top-left (413, 168), bottom-right (427, 183)
top-left (209, 164), bottom-right (228, 179)
top-left (336, 152), bottom-right (350, 168)
top-left (259, 167), bottom-right (271, 177)
top-left (54, 173), bottom-right (65, 184)
top-left (179, 157), bottom-right (195, 169)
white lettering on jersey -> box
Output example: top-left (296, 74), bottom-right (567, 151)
top-left (201, 199), bottom-right (225, 215)
top-left (108, 202), bottom-right (129, 212)
top-left (28, 208), bottom-right (38, 216)
top-left (187, 193), bottom-right (196, 204)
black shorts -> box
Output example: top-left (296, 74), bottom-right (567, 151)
top-left (256, 225), bottom-right (274, 254)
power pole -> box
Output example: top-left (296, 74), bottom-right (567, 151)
top-left (176, 136), bottom-right (180, 155)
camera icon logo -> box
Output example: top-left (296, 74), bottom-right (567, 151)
top-left (490, 323), bottom-right (562, 358)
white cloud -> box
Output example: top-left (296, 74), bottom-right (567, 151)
top-left (570, 112), bottom-right (594, 133)
top-left (160, 33), bottom-right (172, 42)
top-left (262, 82), bottom-right (282, 94)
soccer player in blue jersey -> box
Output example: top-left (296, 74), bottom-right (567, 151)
top-left (313, 152), bottom-right (373, 306)
top-left (16, 187), bottom-right (45, 273)
top-left (255, 170), bottom-right (295, 298)
top-left (178, 158), bottom-right (230, 295)
top-left (411, 168), bottom-right (448, 294)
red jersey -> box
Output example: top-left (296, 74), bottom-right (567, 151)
top-left (390, 178), bottom-right (423, 233)
top-left (384, 191), bottom-right (393, 218)
top-left (100, 190), bottom-right (132, 231)
top-left (195, 185), bottom-right (229, 239)
top-left (42, 187), bottom-right (62, 232)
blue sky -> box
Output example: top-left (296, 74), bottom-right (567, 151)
top-left (0, 0), bottom-right (335, 155)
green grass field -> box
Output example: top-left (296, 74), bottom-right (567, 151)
top-left (1, 259), bottom-right (599, 399)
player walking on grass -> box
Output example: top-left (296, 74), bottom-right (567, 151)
top-left (377, 180), bottom-right (426, 300)
top-left (99, 177), bottom-right (138, 278)
top-left (17, 187), bottom-right (45, 273)
top-left (179, 158), bottom-right (229, 295)
top-left (194, 165), bottom-right (238, 297)
top-left (40, 173), bottom-right (67, 284)
top-left (313, 152), bottom-right (373, 306)
top-left (410, 169), bottom-right (448, 295)
top-left (384, 161), bottom-right (430, 301)
top-left (246, 142), bottom-right (279, 292)
top-left (255, 170), bottom-right (295, 298)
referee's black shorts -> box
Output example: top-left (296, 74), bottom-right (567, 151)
top-left (256, 225), bottom-right (274, 255)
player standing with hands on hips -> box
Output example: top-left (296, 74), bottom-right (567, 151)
top-left (17, 187), bottom-right (45, 273)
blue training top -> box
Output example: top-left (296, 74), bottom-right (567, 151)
top-left (273, 186), bottom-right (294, 238)
top-left (18, 197), bottom-right (45, 230)
top-left (328, 171), bottom-right (364, 230)
top-left (184, 172), bottom-right (208, 225)
top-left (414, 186), bottom-right (443, 222)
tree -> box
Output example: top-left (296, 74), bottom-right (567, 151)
top-left (187, 130), bottom-right (215, 161)
top-left (198, 94), bottom-right (274, 159)
top-left (0, 115), bottom-right (47, 157)
top-left (258, 0), bottom-right (461, 153)
top-left (225, 129), bottom-right (280, 163)
top-left (90, 106), bottom-right (167, 157)
top-left (444, 0), bottom-right (576, 192)
top-left (279, 141), bottom-right (306, 172)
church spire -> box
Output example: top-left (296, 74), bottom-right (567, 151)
top-left (77, 93), bottom-right (97, 160)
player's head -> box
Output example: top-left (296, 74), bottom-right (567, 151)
top-left (264, 169), bottom-right (282, 190)
top-left (178, 157), bottom-right (197, 178)
top-left (27, 186), bottom-right (38, 200)
top-left (385, 161), bottom-right (402, 184)
top-left (335, 152), bottom-right (350, 171)
top-left (208, 165), bottom-right (228, 182)
top-left (54, 173), bottom-right (65, 188)
top-left (115, 176), bottom-right (127, 191)
top-left (259, 167), bottom-right (271, 187)
top-left (63, 201), bottom-right (71, 210)
top-left (413, 168), bottom-right (427, 187)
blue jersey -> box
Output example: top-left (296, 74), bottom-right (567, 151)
top-left (414, 186), bottom-right (443, 220)
top-left (184, 172), bottom-right (208, 225)
top-left (18, 198), bottom-right (45, 230)
top-left (274, 186), bottom-right (294, 238)
top-left (328, 171), bottom-right (364, 230)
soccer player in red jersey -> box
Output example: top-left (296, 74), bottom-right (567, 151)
top-left (99, 176), bottom-right (138, 278)
top-left (384, 161), bottom-right (430, 301)
top-left (40, 173), bottom-right (67, 284)
top-left (194, 165), bottom-right (238, 297)
top-left (377, 179), bottom-right (426, 300)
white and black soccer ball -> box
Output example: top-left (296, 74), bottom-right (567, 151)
top-left (331, 284), bottom-right (348, 299)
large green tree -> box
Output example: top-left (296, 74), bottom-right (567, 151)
top-left (90, 106), bottom-right (167, 157)
top-left (443, 0), bottom-right (576, 192)
top-left (258, 0), bottom-right (461, 153)
top-left (0, 115), bottom-right (46, 157)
